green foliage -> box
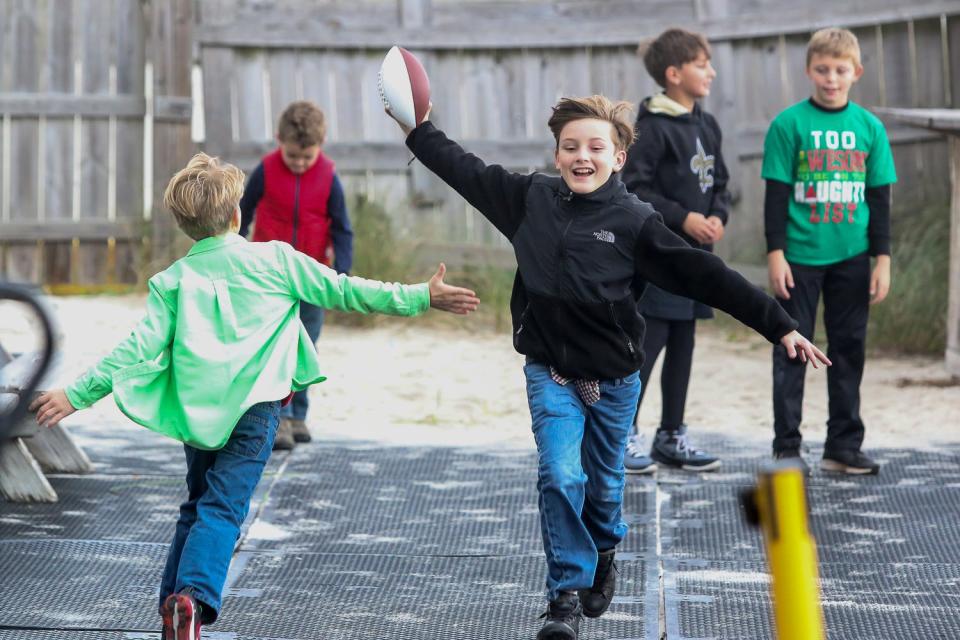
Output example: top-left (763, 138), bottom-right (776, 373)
top-left (868, 202), bottom-right (949, 354)
top-left (325, 193), bottom-right (518, 331)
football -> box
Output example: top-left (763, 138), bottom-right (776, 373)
top-left (378, 46), bottom-right (430, 129)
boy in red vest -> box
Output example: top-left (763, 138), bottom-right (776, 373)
top-left (239, 101), bottom-right (353, 450)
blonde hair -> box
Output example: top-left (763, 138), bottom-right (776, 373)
top-left (277, 100), bottom-right (327, 147)
top-left (163, 153), bottom-right (245, 240)
top-left (547, 95), bottom-right (636, 152)
top-left (807, 28), bottom-right (861, 68)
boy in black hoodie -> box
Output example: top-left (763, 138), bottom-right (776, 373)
top-left (388, 95), bottom-right (827, 640)
top-left (621, 29), bottom-right (730, 474)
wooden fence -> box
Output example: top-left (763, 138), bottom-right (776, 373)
top-left (0, 0), bottom-right (193, 288)
top-left (197, 0), bottom-right (960, 266)
top-left (2, 0), bottom-right (959, 285)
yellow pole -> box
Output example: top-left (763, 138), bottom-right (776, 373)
top-left (742, 460), bottom-right (826, 640)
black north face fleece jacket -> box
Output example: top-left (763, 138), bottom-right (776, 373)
top-left (407, 122), bottom-right (796, 380)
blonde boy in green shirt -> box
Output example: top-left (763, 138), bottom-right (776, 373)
top-left (30, 153), bottom-right (479, 639)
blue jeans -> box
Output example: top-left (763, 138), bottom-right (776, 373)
top-left (282, 302), bottom-right (325, 421)
top-left (524, 360), bottom-right (641, 601)
top-left (159, 401), bottom-right (280, 624)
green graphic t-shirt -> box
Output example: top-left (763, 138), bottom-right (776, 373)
top-left (761, 99), bottom-right (897, 266)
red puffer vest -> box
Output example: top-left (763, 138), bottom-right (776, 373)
top-left (252, 148), bottom-right (336, 265)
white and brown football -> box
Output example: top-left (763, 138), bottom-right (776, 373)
top-left (378, 46), bottom-right (430, 129)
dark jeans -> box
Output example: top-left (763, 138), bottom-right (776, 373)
top-left (282, 302), bottom-right (325, 421)
top-left (772, 253), bottom-right (870, 455)
top-left (633, 317), bottom-right (696, 432)
top-left (159, 401), bottom-right (280, 624)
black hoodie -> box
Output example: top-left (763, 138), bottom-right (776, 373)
top-left (407, 122), bottom-right (796, 380)
top-left (622, 97), bottom-right (731, 320)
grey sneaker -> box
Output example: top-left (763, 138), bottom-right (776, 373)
top-left (821, 450), bottom-right (880, 475)
top-left (650, 425), bottom-right (721, 471)
top-left (272, 418), bottom-right (296, 451)
top-left (537, 592), bottom-right (582, 640)
top-left (624, 434), bottom-right (657, 474)
top-left (289, 418), bottom-right (312, 443)
top-left (774, 449), bottom-right (810, 476)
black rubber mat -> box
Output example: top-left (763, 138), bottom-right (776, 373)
top-left (5, 439), bottom-right (959, 639)
top-left (0, 633), bottom-right (147, 640)
top-left (0, 476), bottom-right (182, 543)
top-left (223, 551), bottom-right (648, 640)
top-left (670, 559), bottom-right (960, 639)
top-left (242, 455), bottom-right (652, 556)
top-left (0, 540), bottom-right (166, 632)
top-left (661, 468), bottom-right (960, 564)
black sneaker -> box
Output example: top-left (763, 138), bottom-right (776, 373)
top-left (821, 450), bottom-right (880, 475)
top-left (577, 548), bottom-right (617, 618)
top-left (774, 449), bottom-right (810, 477)
top-left (537, 592), bottom-right (582, 640)
top-left (650, 425), bottom-right (721, 471)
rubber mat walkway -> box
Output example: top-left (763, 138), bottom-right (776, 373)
top-left (2, 429), bottom-right (959, 639)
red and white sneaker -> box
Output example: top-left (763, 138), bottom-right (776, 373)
top-left (161, 591), bottom-right (202, 640)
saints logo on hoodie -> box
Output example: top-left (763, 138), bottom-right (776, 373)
top-left (690, 138), bottom-right (715, 194)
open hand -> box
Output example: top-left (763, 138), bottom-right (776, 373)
top-left (29, 389), bottom-right (77, 428)
top-left (780, 330), bottom-right (831, 369)
top-left (767, 250), bottom-right (794, 300)
top-left (428, 263), bottom-right (480, 315)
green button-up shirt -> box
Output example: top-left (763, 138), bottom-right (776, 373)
top-left (66, 234), bottom-right (430, 449)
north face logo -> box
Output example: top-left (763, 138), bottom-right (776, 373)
top-left (593, 230), bottom-right (615, 243)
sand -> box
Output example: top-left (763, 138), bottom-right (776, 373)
top-left (4, 293), bottom-right (959, 452)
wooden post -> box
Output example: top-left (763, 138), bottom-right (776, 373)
top-left (947, 135), bottom-right (960, 375)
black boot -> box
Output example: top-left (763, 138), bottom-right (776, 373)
top-left (578, 548), bottom-right (617, 618)
top-left (537, 592), bottom-right (582, 640)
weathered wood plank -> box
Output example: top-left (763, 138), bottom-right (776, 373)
top-left (195, 1), bottom-right (960, 50)
top-left (1, 245), bottom-right (42, 284)
top-left (10, 117), bottom-right (39, 222)
top-left (210, 139), bottom-right (557, 173)
top-left (873, 107), bottom-right (960, 131)
top-left (0, 220), bottom-right (141, 241)
top-left (914, 17), bottom-right (948, 107)
top-left (881, 21), bottom-right (915, 108)
top-left (0, 94), bottom-right (147, 117)
top-left (950, 15), bottom-right (960, 108)
top-left (267, 49), bottom-right (299, 130)
top-left (298, 51), bottom-right (337, 134)
top-left (43, 240), bottom-right (71, 283)
top-left (851, 25), bottom-right (884, 107)
top-left (233, 49), bottom-right (270, 142)
top-left (200, 47), bottom-right (234, 146)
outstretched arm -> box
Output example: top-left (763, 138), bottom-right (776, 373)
top-left (32, 279), bottom-right (176, 427)
top-left (281, 244), bottom-right (477, 317)
top-left (387, 105), bottom-right (532, 240)
top-left (636, 216), bottom-right (828, 366)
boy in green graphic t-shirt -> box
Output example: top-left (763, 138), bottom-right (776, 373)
top-left (762, 27), bottom-right (897, 476)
